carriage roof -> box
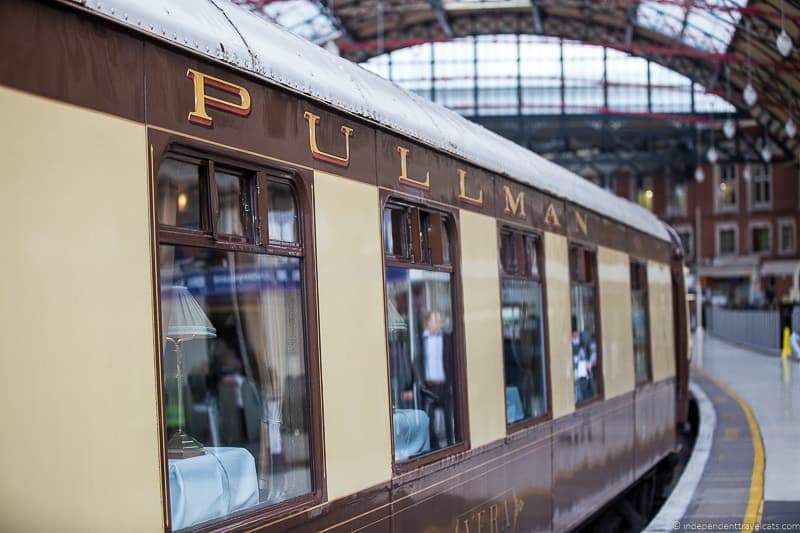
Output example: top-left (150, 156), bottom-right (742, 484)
top-left (66, 0), bottom-right (670, 241)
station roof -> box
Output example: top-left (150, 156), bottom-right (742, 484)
top-left (238, 0), bottom-right (800, 158)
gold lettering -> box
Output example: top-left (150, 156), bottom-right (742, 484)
top-left (397, 146), bottom-right (431, 191)
top-left (476, 510), bottom-right (486, 533)
top-left (544, 203), bottom-right (562, 227)
top-left (458, 169), bottom-right (484, 206)
top-left (503, 186), bottom-right (526, 219)
top-left (575, 210), bottom-right (588, 235)
top-left (489, 504), bottom-right (500, 533)
top-left (186, 68), bottom-right (251, 127)
top-left (503, 498), bottom-right (512, 528)
top-left (303, 111), bottom-right (354, 167)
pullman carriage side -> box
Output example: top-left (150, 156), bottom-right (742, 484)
top-left (0, 1), bottom-right (687, 531)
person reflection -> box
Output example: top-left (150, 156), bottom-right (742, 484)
top-left (420, 310), bottom-right (454, 450)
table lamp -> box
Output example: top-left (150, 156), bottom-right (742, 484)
top-left (164, 285), bottom-right (217, 459)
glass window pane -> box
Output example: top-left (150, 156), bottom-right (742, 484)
top-left (385, 267), bottom-right (460, 461)
top-left (157, 158), bottom-right (208, 230)
top-left (383, 206), bottom-right (409, 258)
top-left (268, 182), bottom-right (299, 243)
top-left (525, 236), bottom-right (539, 278)
top-left (441, 219), bottom-right (451, 266)
top-left (502, 278), bottom-right (548, 423)
top-left (500, 231), bottom-right (516, 274)
top-left (571, 249), bottom-right (600, 404)
top-left (216, 169), bottom-right (253, 240)
top-left (159, 245), bottom-right (311, 530)
top-left (630, 262), bottom-right (650, 385)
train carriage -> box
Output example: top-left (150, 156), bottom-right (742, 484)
top-left (0, 0), bottom-right (690, 531)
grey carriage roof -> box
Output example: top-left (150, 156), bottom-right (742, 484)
top-left (66, 0), bottom-right (670, 242)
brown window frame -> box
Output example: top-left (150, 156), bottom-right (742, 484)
top-left (568, 242), bottom-right (605, 408)
top-left (630, 258), bottom-right (653, 387)
top-left (380, 192), bottom-right (470, 474)
top-left (498, 224), bottom-right (553, 434)
top-left (150, 136), bottom-right (326, 532)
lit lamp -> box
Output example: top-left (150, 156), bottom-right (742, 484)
top-left (164, 285), bottom-right (217, 459)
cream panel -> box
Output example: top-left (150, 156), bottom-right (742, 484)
top-left (459, 210), bottom-right (505, 447)
top-left (0, 88), bottom-right (162, 531)
top-left (314, 171), bottom-right (392, 500)
top-left (597, 247), bottom-right (635, 398)
top-left (544, 232), bottom-right (575, 418)
top-left (648, 261), bottom-right (677, 381)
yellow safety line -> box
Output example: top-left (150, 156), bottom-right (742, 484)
top-left (695, 368), bottom-right (764, 528)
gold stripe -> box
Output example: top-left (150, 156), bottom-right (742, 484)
top-left (696, 369), bottom-right (764, 528)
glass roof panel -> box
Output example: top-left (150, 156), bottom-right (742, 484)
top-left (244, 0), bottom-right (339, 44)
top-left (636, 0), bottom-right (746, 53)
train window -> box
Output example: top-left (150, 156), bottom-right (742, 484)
top-left (156, 157), bottom-right (210, 231)
top-left (214, 167), bottom-right (254, 241)
top-left (569, 244), bottom-right (602, 404)
top-left (267, 181), bottom-right (299, 243)
top-left (499, 227), bottom-right (549, 427)
top-left (382, 199), bottom-right (465, 464)
top-left (156, 152), bottom-right (316, 531)
top-left (630, 260), bottom-right (651, 385)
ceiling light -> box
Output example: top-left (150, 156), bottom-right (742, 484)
top-left (723, 119), bottom-right (736, 139)
top-left (743, 163), bottom-right (752, 182)
top-left (786, 118), bottom-right (797, 139)
top-left (694, 166), bottom-right (705, 183)
top-left (706, 146), bottom-right (719, 164)
top-left (743, 83), bottom-right (757, 107)
top-left (777, 29), bottom-right (793, 57)
top-left (761, 145), bottom-right (772, 163)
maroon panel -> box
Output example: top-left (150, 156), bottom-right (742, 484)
top-left (634, 378), bottom-right (677, 480)
top-left (552, 394), bottom-right (635, 531)
top-left (144, 44), bottom-right (377, 184)
top-left (494, 177), bottom-right (567, 235)
top-left (391, 424), bottom-right (552, 532)
top-left (375, 130), bottom-right (497, 215)
top-left (0, 0), bottom-right (145, 122)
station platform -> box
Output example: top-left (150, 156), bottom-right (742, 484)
top-left (647, 335), bottom-right (800, 531)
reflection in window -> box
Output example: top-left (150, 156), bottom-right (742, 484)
top-left (383, 201), bottom-right (461, 463)
top-left (570, 245), bottom-right (601, 403)
top-left (268, 182), bottom-right (299, 243)
top-left (499, 229), bottom-right (548, 425)
top-left (386, 268), bottom-right (458, 459)
top-left (215, 169), bottom-right (253, 240)
top-left (157, 158), bottom-right (208, 230)
top-left (634, 177), bottom-right (654, 211)
top-left (630, 261), bottom-right (650, 385)
top-left (160, 247), bottom-right (311, 529)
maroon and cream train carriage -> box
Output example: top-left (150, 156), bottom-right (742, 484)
top-left (0, 0), bottom-right (690, 531)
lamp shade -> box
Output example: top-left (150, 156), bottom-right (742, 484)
top-left (163, 285), bottom-right (217, 339)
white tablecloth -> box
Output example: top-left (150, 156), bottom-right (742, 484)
top-left (168, 446), bottom-right (259, 530)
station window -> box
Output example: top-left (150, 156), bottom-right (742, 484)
top-left (750, 221), bottom-right (771, 255)
top-left (569, 244), bottom-right (602, 404)
top-left (750, 164), bottom-right (771, 209)
top-left (156, 150), bottom-right (316, 530)
top-left (715, 164), bottom-right (738, 212)
top-left (630, 260), bottom-right (651, 385)
top-left (779, 219), bottom-right (796, 255)
top-left (499, 227), bottom-right (549, 427)
top-left (382, 199), bottom-right (465, 464)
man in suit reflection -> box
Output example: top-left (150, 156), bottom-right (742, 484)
top-left (419, 310), bottom-right (455, 450)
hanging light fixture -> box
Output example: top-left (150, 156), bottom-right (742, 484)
top-left (706, 146), bottom-right (719, 164)
top-left (760, 133), bottom-right (772, 163)
top-left (744, 21), bottom-right (758, 107)
top-left (723, 66), bottom-right (736, 139)
top-left (777, 0), bottom-right (794, 57)
top-left (694, 166), bottom-right (705, 183)
top-left (786, 117), bottom-right (797, 139)
top-left (743, 163), bottom-right (753, 182)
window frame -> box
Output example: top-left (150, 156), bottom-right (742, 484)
top-left (714, 164), bottom-right (738, 214)
top-left (673, 225), bottom-right (693, 260)
top-left (749, 163), bottom-right (772, 211)
top-left (778, 218), bottom-right (797, 256)
top-left (667, 181), bottom-right (688, 217)
top-left (715, 222), bottom-right (738, 257)
top-left (379, 191), bottom-right (471, 474)
top-left (748, 220), bottom-right (772, 256)
top-left (629, 258), bottom-right (652, 387)
top-left (150, 135), bottom-right (326, 531)
top-left (497, 223), bottom-right (553, 434)
top-left (568, 241), bottom-right (605, 408)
